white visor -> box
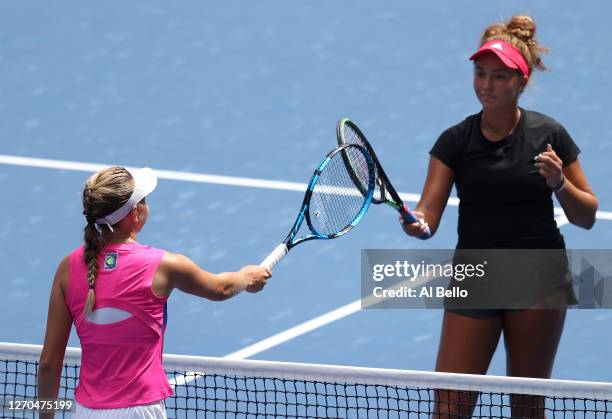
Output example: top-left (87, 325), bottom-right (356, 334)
top-left (95, 167), bottom-right (157, 228)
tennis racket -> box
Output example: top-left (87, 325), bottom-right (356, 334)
top-left (337, 118), bottom-right (431, 239)
top-left (260, 143), bottom-right (375, 270)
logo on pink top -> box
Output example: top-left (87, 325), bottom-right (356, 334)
top-left (104, 253), bottom-right (118, 270)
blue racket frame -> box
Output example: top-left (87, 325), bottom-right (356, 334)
top-left (284, 143), bottom-right (375, 249)
top-left (260, 143), bottom-right (375, 270)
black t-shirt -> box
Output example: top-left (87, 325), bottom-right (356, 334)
top-left (430, 109), bottom-right (580, 248)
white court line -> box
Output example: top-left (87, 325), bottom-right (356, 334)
top-left (222, 265), bottom-right (448, 361)
top-left (1, 153), bottom-right (611, 363)
top-left (224, 301), bottom-right (362, 360)
top-left (0, 154), bottom-right (307, 193)
top-left (1, 154), bottom-right (611, 221)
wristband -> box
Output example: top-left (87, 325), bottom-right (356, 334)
top-left (552, 175), bottom-right (566, 192)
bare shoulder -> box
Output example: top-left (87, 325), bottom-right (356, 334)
top-left (154, 251), bottom-right (203, 298)
top-left (156, 251), bottom-right (200, 284)
top-left (56, 255), bottom-right (71, 294)
top-left (158, 251), bottom-right (194, 275)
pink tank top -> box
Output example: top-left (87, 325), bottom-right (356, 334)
top-left (66, 242), bottom-right (173, 408)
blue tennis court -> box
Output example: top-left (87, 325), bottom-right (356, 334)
top-left (1, 0), bottom-right (610, 387)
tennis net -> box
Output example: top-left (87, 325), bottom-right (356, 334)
top-left (1, 342), bottom-right (611, 418)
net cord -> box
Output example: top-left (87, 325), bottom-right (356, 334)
top-left (1, 341), bottom-right (610, 400)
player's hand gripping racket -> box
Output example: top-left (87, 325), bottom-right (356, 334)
top-left (260, 143), bottom-right (375, 270)
top-left (336, 118), bottom-right (431, 239)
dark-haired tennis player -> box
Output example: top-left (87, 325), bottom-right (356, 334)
top-left (38, 166), bottom-right (271, 418)
top-left (402, 15), bottom-right (598, 418)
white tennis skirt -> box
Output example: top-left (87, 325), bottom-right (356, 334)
top-left (74, 401), bottom-right (166, 418)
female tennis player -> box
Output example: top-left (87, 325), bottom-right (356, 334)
top-left (402, 15), bottom-right (598, 417)
top-left (37, 166), bottom-right (271, 418)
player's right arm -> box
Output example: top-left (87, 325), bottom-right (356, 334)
top-left (38, 256), bottom-right (73, 418)
top-left (153, 252), bottom-right (271, 300)
top-left (402, 156), bottom-right (454, 237)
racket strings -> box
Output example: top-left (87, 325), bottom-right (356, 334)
top-left (309, 146), bottom-right (372, 236)
top-left (342, 124), bottom-right (383, 201)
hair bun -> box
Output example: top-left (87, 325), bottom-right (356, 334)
top-left (479, 14), bottom-right (547, 73)
top-left (482, 23), bottom-right (505, 40)
top-left (507, 15), bottom-right (536, 42)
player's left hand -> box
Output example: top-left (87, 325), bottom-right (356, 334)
top-left (534, 143), bottom-right (565, 189)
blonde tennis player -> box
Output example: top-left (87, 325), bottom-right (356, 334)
top-left (38, 166), bottom-right (271, 418)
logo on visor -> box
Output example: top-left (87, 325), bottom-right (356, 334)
top-left (490, 42), bottom-right (504, 51)
top-left (104, 252), bottom-right (118, 270)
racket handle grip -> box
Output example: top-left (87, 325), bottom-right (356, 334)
top-left (260, 244), bottom-right (289, 270)
top-left (401, 206), bottom-right (432, 240)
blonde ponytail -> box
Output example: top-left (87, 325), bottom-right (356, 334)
top-left (81, 167), bottom-right (134, 316)
top-left (82, 220), bottom-right (106, 316)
